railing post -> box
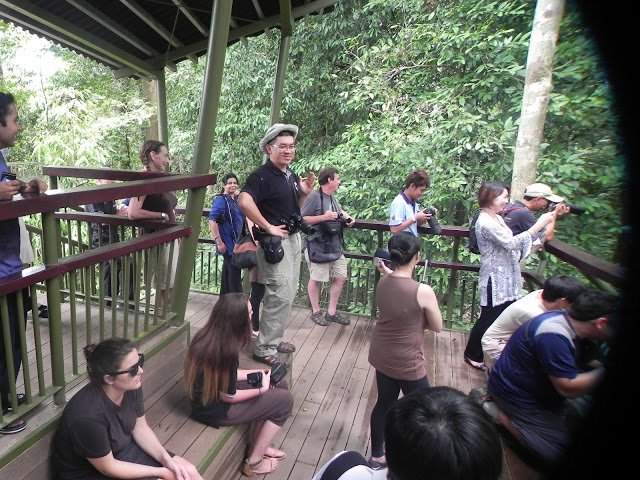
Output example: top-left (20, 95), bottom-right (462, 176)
top-left (445, 237), bottom-right (461, 327)
top-left (41, 210), bottom-right (66, 405)
top-left (370, 230), bottom-right (384, 318)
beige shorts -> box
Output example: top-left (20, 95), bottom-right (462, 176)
top-left (305, 251), bottom-right (347, 282)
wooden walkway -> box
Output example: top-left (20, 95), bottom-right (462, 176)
top-left (185, 292), bottom-right (539, 480)
top-left (2, 290), bottom-right (539, 479)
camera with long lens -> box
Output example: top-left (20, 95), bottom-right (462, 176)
top-left (548, 201), bottom-right (586, 216)
top-left (280, 213), bottom-right (316, 235)
top-left (422, 207), bottom-right (442, 235)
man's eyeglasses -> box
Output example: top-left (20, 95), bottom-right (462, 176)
top-left (271, 144), bottom-right (296, 151)
top-left (110, 353), bottom-right (144, 377)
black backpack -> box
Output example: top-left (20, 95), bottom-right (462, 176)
top-left (468, 209), bottom-right (481, 254)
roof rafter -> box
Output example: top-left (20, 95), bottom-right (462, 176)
top-left (0, 0), bottom-right (159, 77)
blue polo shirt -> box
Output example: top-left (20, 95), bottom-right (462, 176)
top-left (0, 151), bottom-right (22, 278)
top-left (389, 191), bottom-right (421, 236)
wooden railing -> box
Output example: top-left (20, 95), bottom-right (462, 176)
top-left (1, 172), bottom-right (216, 436)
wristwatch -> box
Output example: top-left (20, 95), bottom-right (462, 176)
top-left (160, 212), bottom-right (167, 221)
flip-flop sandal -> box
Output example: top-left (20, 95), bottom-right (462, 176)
top-left (464, 356), bottom-right (487, 371)
top-left (264, 447), bottom-right (286, 459)
top-left (0, 418), bottom-right (27, 434)
top-left (276, 341), bottom-right (296, 353)
top-left (242, 457), bottom-right (278, 476)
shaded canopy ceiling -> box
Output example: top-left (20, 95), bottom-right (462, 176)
top-left (0, 0), bottom-right (340, 79)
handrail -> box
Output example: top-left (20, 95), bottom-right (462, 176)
top-left (0, 226), bottom-right (191, 296)
top-left (175, 206), bottom-right (623, 288)
top-left (0, 174), bottom-right (217, 221)
top-left (42, 166), bottom-right (168, 181)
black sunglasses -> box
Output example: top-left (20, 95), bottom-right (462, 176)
top-left (110, 353), bottom-right (144, 377)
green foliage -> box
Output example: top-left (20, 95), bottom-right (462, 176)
top-left (0, 0), bottom-right (623, 269)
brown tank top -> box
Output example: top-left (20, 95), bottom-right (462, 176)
top-left (368, 275), bottom-right (428, 380)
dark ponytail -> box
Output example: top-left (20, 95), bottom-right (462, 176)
top-left (387, 232), bottom-right (420, 266)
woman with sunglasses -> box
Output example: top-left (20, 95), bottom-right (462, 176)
top-left (184, 293), bottom-right (293, 476)
top-left (52, 338), bottom-right (202, 480)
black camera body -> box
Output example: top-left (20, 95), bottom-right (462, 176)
top-left (246, 371), bottom-right (263, 388)
top-left (549, 201), bottom-right (586, 216)
top-left (280, 213), bottom-right (316, 235)
top-left (338, 212), bottom-right (353, 225)
top-left (422, 207), bottom-right (442, 235)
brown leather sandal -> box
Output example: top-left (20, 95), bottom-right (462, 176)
top-left (276, 341), bottom-right (296, 353)
top-left (242, 457), bottom-right (279, 476)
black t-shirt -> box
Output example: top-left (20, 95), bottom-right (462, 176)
top-left (190, 355), bottom-right (238, 427)
top-left (241, 161), bottom-right (301, 226)
top-left (501, 201), bottom-right (536, 235)
top-left (52, 383), bottom-right (146, 479)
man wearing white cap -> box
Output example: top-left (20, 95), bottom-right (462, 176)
top-left (501, 183), bottom-right (569, 244)
top-left (239, 123), bottom-right (315, 366)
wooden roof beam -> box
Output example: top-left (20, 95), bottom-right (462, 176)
top-left (159, 0), bottom-right (341, 63)
top-left (119, 0), bottom-right (198, 63)
top-left (0, 0), bottom-right (159, 78)
top-left (63, 0), bottom-right (177, 71)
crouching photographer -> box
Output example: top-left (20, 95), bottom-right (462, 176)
top-left (301, 167), bottom-right (355, 327)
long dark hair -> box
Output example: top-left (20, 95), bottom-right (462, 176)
top-left (184, 293), bottom-right (251, 404)
top-left (84, 338), bottom-right (136, 385)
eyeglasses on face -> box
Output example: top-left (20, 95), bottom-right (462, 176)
top-left (110, 353), bottom-right (144, 377)
top-left (271, 144), bottom-right (296, 151)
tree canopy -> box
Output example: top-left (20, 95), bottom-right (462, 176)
top-left (0, 0), bottom-right (622, 264)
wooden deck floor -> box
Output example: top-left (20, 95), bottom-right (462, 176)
top-left (4, 290), bottom-right (539, 479)
top-left (185, 292), bottom-right (539, 480)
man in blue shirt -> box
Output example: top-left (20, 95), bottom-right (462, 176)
top-left (1, 92), bottom-right (47, 434)
top-left (388, 168), bottom-right (435, 236)
top-left (487, 289), bottom-right (617, 465)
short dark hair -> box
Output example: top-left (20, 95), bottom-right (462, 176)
top-left (541, 275), bottom-right (587, 303)
top-left (567, 289), bottom-right (619, 324)
top-left (220, 172), bottom-right (239, 193)
top-left (387, 232), bottom-right (420, 266)
top-left (0, 92), bottom-right (16, 127)
top-left (83, 338), bottom-right (136, 385)
top-left (318, 167), bottom-right (339, 185)
top-left (404, 169), bottom-right (430, 189)
top-left (385, 387), bottom-right (503, 480)
top-left (477, 181), bottom-right (507, 208)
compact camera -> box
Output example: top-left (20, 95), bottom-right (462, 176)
top-left (246, 371), bottom-right (263, 388)
top-left (280, 213), bottom-right (316, 235)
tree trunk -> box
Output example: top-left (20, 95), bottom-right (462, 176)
top-left (511, 0), bottom-right (565, 200)
top-left (143, 79), bottom-right (160, 140)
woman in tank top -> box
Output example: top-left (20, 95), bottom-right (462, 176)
top-left (367, 232), bottom-right (443, 470)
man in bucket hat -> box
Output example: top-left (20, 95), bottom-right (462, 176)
top-left (239, 123), bottom-right (315, 367)
top-left (501, 183), bottom-right (570, 245)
